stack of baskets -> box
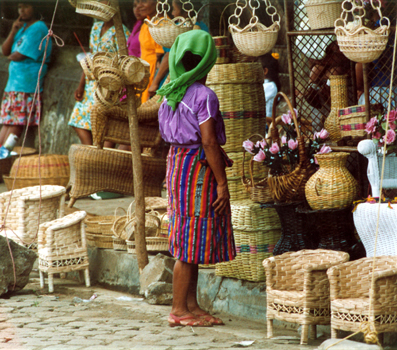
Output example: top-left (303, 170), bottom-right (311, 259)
top-left (206, 62), bottom-right (267, 201)
top-left (216, 200), bottom-right (281, 282)
top-left (85, 214), bottom-right (119, 249)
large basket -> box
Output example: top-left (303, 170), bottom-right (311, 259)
top-left (267, 92), bottom-right (316, 203)
top-left (216, 200), bottom-right (281, 282)
top-left (145, 17), bottom-right (194, 49)
top-left (0, 147), bottom-right (36, 182)
top-left (76, 0), bottom-right (117, 22)
top-left (305, 0), bottom-right (343, 30)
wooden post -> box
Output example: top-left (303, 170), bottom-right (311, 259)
top-left (112, 1), bottom-right (149, 272)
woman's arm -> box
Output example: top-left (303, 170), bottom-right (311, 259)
top-left (148, 52), bottom-right (169, 98)
top-left (74, 72), bottom-right (86, 101)
top-left (2, 16), bottom-right (24, 57)
top-left (200, 118), bottom-right (230, 215)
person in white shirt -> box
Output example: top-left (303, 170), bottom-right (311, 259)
top-left (259, 53), bottom-right (281, 118)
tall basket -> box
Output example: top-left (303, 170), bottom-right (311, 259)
top-left (335, 0), bottom-right (390, 63)
top-left (228, 0), bottom-right (280, 57)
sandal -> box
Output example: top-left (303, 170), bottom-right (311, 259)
top-left (195, 313), bottom-right (225, 326)
top-left (168, 313), bottom-right (212, 327)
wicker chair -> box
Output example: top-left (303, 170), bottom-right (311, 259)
top-left (355, 140), bottom-right (397, 257)
top-left (327, 256), bottom-right (397, 339)
top-left (38, 211), bottom-right (90, 293)
top-left (263, 249), bottom-right (349, 344)
top-left (0, 185), bottom-right (66, 250)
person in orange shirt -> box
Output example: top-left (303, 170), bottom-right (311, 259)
top-left (137, 0), bottom-right (164, 103)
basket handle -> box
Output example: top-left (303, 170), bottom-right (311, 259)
top-left (315, 178), bottom-right (322, 196)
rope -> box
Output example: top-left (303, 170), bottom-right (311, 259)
top-left (1, 0), bottom-right (63, 291)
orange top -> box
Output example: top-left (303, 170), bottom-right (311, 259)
top-left (139, 21), bottom-right (164, 103)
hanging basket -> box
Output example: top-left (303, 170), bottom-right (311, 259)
top-left (92, 51), bottom-right (118, 79)
top-left (228, 0), bottom-right (280, 57)
top-left (80, 54), bottom-right (95, 81)
top-left (334, 0), bottom-right (390, 64)
top-left (305, 0), bottom-right (343, 30)
top-left (97, 67), bottom-right (123, 91)
top-left (75, 0), bottom-right (117, 22)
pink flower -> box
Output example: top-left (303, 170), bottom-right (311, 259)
top-left (389, 122), bottom-right (397, 130)
top-left (243, 140), bottom-right (254, 154)
top-left (373, 131), bottom-right (382, 140)
top-left (288, 139), bottom-right (298, 150)
top-left (318, 144), bottom-right (332, 154)
top-left (385, 129), bottom-right (396, 145)
top-left (318, 129), bottom-right (330, 140)
top-left (269, 143), bottom-right (280, 154)
top-left (255, 139), bottom-right (266, 149)
top-left (365, 117), bottom-right (378, 134)
top-left (388, 110), bottom-right (397, 122)
top-left (281, 136), bottom-right (287, 144)
top-left (253, 149), bottom-right (266, 162)
top-left (313, 131), bottom-right (320, 140)
top-left (281, 113), bottom-right (291, 125)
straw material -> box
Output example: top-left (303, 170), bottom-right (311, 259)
top-left (145, 16), bottom-right (194, 49)
top-left (85, 215), bottom-right (121, 235)
top-left (230, 22), bottom-right (279, 57)
top-left (305, 0), bottom-right (343, 30)
top-left (0, 147), bottom-right (36, 181)
top-left (228, 177), bottom-right (250, 201)
top-left (76, 0), bottom-right (117, 22)
top-left (207, 62), bottom-right (264, 85)
top-left (327, 256), bottom-right (397, 336)
top-left (80, 54), bottom-right (95, 81)
top-left (215, 200), bottom-right (281, 282)
top-left (119, 56), bottom-right (150, 87)
top-left (87, 233), bottom-right (113, 248)
top-left (305, 152), bottom-right (358, 210)
top-left (112, 236), bottom-right (127, 251)
top-left (145, 197), bottom-right (168, 214)
top-left (229, 45), bottom-right (258, 64)
top-left (339, 104), bottom-right (383, 138)
top-left (159, 212), bottom-right (169, 237)
top-left (0, 185), bottom-right (66, 250)
top-left (126, 239), bottom-right (136, 254)
top-left (68, 145), bottom-right (166, 202)
top-left (263, 249), bottom-right (349, 345)
top-left (97, 67), bottom-right (123, 91)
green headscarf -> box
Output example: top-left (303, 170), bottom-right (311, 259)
top-left (156, 30), bottom-right (217, 111)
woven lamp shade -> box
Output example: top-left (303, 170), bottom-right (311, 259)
top-left (3, 154), bottom-right (70, 191)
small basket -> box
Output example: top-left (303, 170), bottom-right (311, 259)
top-left (146, 235), bottom-right (169, 252)
top-left (112, 236), bottom-right (127, 251)
top-left (90, 233), bottom-right (113, 249)
top-left (119, 56), bottom-right (150, 87)
top-left (80, 54), bottom-right (95, 81)
top-left (92, 51), bottom-right (118, 79)
top-left (85, 215), bottom-right (118, 235)
top-left (339, 104), bottom-right (383, 138)
top-left (76, 0), bottom-right (117, 22)
top-left (305, 0), bottom-right (343, 30)
top-left (97, 67), bottom-right (123, 91)
top-left (145, 16), bottom-right (194, 49)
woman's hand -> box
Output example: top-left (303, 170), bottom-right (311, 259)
top-left (212, 183), bottom-right (230, 215)
top-left (74, 85), bottom-right (85, 101)
top-left (11, 16), bottom-right (24, 33)
top-left (148, 82), bottom-right (159, 98)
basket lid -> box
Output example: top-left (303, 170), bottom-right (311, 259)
top-left (10, 154), bottom-right (70, 178)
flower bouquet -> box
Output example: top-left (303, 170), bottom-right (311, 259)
top-left (365, 109), bottom-right (397, 154)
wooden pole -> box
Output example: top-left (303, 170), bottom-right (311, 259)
top-left (112, 1), bottom-right (149, 272)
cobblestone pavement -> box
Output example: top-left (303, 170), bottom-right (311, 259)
top-left (0, 273), bottom-right (328, 350)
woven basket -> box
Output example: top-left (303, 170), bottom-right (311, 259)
top-left (335, 24), bottom-right (390, 64)
top-left (230, 22), bottom-right (279, 57)
top-left (267, 92), bottom-right (316, 203)
top-left (305, 152), bottom-right (358, 210)
top-left (97, 67), bottom-right (123, 91)
top-left (145, 16), bottom-right (194, 49)
top-left (119, 56), bottom-right (150, 88)
top-left (216, 200), bottom-right (281, 282)
top-left (93, 86), bottom-right (120, 109)
top-left (145, 197), bottom-right (168, 213)
top-left (80, 54), bottom-right (95, 81)
top-left (3, 154), bottom-right (69, 191)
top-left (0, 146), bottom-right (36, 181)
top-left (92, 51), bottom-right (118, 79)
top-left (126, 239), bottom-right (136, 254)
top-left (305, 0), bottom-right (343, 30)
top-left (85, 215), bottom-right (117, 235)
top-left (76, 0), bottom-right (117, 22)
top-left (92, 233), bottom-right (113, 249)
top-left (339, 104), bottom-right (383, 138)
top-left (228, 177), bottom-right (250, 201)
top-left (112, 236), bottom-right (127, 251)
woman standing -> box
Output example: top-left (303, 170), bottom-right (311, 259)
top-left (0, 2), bottom-right (52, 145)
top-left (157, 30), bottom-right (236, 327)
top-left (68, 19), bottom-right (130, 145)
top-left (127, 0), bottom-right (144, 57)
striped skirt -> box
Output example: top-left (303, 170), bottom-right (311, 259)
top-left (167, 146), bottom-right (236, 265)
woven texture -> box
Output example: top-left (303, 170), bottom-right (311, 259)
top-left (85, 215), bottom-right (120, 235)
top-left (215, 200), bottom-right (281, 282)
top-left (0, 146), bottom-right (36, 181)
top-left (327, 256), bottom-right (397, 336)
top-left (38, 211), bottom-right (90, 292)
top-left (0, 185), bottom-right (66, 250)
top-left (75, 0), bottom-right (116, 22)
top-left (68, 145), bottom-right (166, 203)
top-left (263, 249), bottom-right (349, 344)
top-left (305, 0), bottom-right (343, 30)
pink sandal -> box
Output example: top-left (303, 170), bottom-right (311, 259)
top-left (195, 313), bottom-right (225, 325)
top-left (168, 313), bottom-right (212, 327)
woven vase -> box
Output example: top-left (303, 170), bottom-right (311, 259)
top-left (305, 152), bottom-right (357, 210)
top-left (324, 75), bottom-right (348, 142)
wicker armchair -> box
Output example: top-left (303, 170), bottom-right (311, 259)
top-left (327, 256), bottom-right (397, 339)
top-left (263, 249), bottom-right (349, 345)
top-left (0, 185), bottom-right (66, 250)
top-left (38, 211), bottom-right (90, 293)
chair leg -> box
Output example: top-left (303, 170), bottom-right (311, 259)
top-left (84, 268), bottom-right (90, 287)
top-left (309, 325), bottom-right (317, 340)
top-left (39, 271), bottom-right (45, 289)
top-left (300, 324), bottom-right (309, 345)
top-left (48, 273), bottom-right (54, 293)
top-left (267, 319), bottom-right (273, 339)
top-left (68, 197), bottom-right (76, 208)
top-left (331, 328), bottom-right (338, 338)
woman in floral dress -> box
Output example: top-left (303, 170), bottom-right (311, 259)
top-left (69, 19), bottom-right (130, 145)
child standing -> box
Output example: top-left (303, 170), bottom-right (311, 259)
top-left (259, 53), bottom-right (281, 118)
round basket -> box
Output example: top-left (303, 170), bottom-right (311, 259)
top-left (305, 0), bottom-right (343, 30)
top-left (119, 56), bottom-right (150, 87)
top-left (76, 0), bottom-right (117, 22)
top-left (146, 17), bottom-right (194, 49)
top-left (92, 52), bottom-right (118, 79)
top-left (230, 22), bottom-right (279, 57)
top-left (98, 67), bottom-right (123, 91)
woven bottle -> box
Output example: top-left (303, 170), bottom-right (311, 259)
top-left (305, 152), bottom-right (357, 210)
top-left (324, 75), bottom-right (348, 142)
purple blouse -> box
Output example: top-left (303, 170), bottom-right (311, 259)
top-left (158, 82), bottom-right (226, 149)
top-left (127, 20), bottom-right (142, 57)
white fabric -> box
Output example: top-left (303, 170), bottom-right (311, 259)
top-left (264, 79), bottom-right (278, 117)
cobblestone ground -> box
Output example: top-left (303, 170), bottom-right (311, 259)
top-left (0, 272), bottom-right (329, 350)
